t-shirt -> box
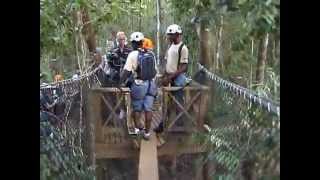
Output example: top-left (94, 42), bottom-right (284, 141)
top-left (165, 42), bottom-right (188, 74)
top-left (123, 50), bottom-right (139, 73)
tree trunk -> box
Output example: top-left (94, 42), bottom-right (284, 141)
top-left (156, 0), bottom-right (161, 67)
top-left (255, 33), bottom-right (269, 85)
top-left (81, 8), bottom-right (96, 53)
top-left (203, 158), bottom-right (216, 180)
top-left (216, 15), bottom-right (224, 73)
top-left (139, 0), bottom-right (142, 31)
top-left (199, 22), bottom-right (210, 67)
top-left (240, 158), bottom-right (257, 180)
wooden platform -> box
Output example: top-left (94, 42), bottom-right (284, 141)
top-left (86, 85), bottom-right (210, 180)
top-left (87, 85), bottom-right (210, 160)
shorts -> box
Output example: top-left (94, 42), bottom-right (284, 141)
top-left (132, 95), bottom-right (155, 112)
top-left (130, 80), bottom-right (157, 112)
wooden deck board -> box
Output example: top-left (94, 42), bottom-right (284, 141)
top-left (138, 134), bottom-right (159, 180)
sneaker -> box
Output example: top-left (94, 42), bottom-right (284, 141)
top-left (142, 131), bottom-right (151, 140)
top-left (128, 128), bottom-right (139, 136)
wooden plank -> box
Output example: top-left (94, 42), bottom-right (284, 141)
top-left (162, 86), bottom-right (209, 91)
top-left (85, 89), bottom-right (97, 167)
top-left (162, 90), bottom-right (168, 129)
top-left (92, 86), bottom-right (211, 93)
top-left (92, 87), bottom-right (131, 93)
top-left (87, 91), bottom-right (103, 143)
top-left (126, 93), bottom-right (135, 133)
top-left (138, 134), bottom-right (159, 180)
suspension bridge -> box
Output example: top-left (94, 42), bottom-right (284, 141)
top-left (40, 63), bottom-right (279, 180)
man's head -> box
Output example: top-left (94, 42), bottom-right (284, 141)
top-left (166, 24), bottom-right (183, 44)
top-left (130, 32), bottom-right (144, 50)
top-left (116, 31), bottom-right (127, 48)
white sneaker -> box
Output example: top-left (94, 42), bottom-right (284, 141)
top-left (128, 128), bottom-right (139, 135)
top-left (143, 132), bottom-right (151, 140)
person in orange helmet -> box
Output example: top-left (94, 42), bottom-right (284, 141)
top-left (54, 74), bottom-right (64, 82)
top-left (142, 37), bottom-right (154, 50)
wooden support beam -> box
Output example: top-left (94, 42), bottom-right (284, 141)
top-left (167, 93), bottom-right (196, 127)
top-left (92, 86), bottom-right (209, 93)
top-left (198, 90), bottom-right (209, 131)
top-left (167, 91), bottom-right (201, 129)
top-left (85, 89), bottom-right (97, 168)
top-left (92, 87), bottom-right (131, 93)
top-left (162, 86), bottom-right (209, 91)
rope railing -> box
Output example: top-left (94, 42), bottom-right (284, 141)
top-left (40, 67), bottom-right (102, 91)
top-left (197, 63), bottom-right (280, 117)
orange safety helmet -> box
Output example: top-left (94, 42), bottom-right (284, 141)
top-left (54, 74), bottom-right (64, 82)
top-left (142, 38), bottom-right (154, 50)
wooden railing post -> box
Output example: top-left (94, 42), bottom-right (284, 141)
top-left (126, 92), bottom-right (134, 132)
top-left (84, 89), bottom-right (97, 171)
top-left (162, 88), bottom-right (168, 130)
top-left (198, 88), bottom-right (209, 131)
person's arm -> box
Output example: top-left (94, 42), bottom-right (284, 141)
top-left (167, 63), bottom-right (187, 80)
top-left (120, 70), bottom-right (131, 85)
top-left (120, 52), bottom-right (135, 85)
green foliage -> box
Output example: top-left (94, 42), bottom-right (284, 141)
top-left (40, 121), bottom-right (94, 179)
top-left (236, 0), bottom-right (280, 38)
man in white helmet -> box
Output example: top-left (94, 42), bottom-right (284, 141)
top-left (158, 24), bottom-right (189, 130)
top-left (120, 32), bottom-right (158, 140)
top-left (162, 24), bottom-right (189, 85)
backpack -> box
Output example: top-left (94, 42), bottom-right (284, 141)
top-left (136, 50), bottom-right (157, 81)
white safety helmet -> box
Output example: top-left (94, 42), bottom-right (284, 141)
top-left (166, 24), bottom-right (182, 34)
top-left (130, 32), bottom-right (144, 42)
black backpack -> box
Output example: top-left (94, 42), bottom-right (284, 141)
top-left (136, 50), bottom-right (157, 80)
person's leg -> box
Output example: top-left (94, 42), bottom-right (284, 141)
top-left (134, 111), bottom-right (144, 130)
top-left (144, 111), bottom-right (152, 134)
top-left (130, 98), bottom-right (144, 135)
top-left (142, 95), bottom-right (155, 140)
